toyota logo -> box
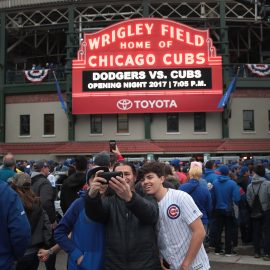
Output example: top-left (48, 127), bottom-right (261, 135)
top-left (117, 99), bottom-right (133, 111)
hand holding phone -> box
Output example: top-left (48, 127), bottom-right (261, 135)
top-left (109, 140), bottom-right (117, 152)
top-left (88, 169), bottom-right (110, 197)
top-left (98, 171), bottom-right (123, 184)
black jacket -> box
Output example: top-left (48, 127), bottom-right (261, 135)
top-left (60, 172), bottom-right (86, 213)
top-left (24, 203), bottom-right (52, 254)
top-left (31, 172), bottom-right (56, 224)
top-left (85, 192), bottom-right (161, 270)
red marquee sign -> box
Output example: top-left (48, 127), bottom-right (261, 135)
top-left (72, 18), bottom-right (223, 114)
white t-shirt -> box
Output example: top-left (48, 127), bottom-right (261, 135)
top-left (47, 174), bottom-right (56, 187)
top-left (156, 189), bottom-right (210, 270)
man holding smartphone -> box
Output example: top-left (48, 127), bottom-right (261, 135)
top-left (85, 161), bottom-right (161, 270)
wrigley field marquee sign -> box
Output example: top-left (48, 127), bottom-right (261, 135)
top-left (72, 18), bottom-right (223, 114)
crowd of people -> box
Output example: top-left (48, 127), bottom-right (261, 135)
top-left (0, 149), bottom-right (270, 270)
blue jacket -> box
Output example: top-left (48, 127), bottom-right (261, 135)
top-left (0, 167), bottom-right (15, 182)
top-left (180, 179), bottom-right (212, 224)
top-left (54, 192), bottom-right (104, 270)
top-left (203, 168), bottom-right (218, 184)
top-left (0, 181), bottom-right (31, 270)
top-left (211, 175), bottom-right (240, 212)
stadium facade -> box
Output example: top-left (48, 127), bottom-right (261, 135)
top-left (0, 0), bottom-right (270, 162)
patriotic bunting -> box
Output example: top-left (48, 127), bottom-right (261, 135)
top-left (246, 64), bottom-right (270, 77)
top-left (24, 69), bottom-right (49, 82)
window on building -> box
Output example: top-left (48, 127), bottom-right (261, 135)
top-left (90, 115), bottom-right (102, 134)
top-left (44, 114), bottom-right (54, 135)
top-left (194, 112), bottom-right (206, 132)
top-left (20, 115), bottom-right (30, 136)
top-left (243, 110), bottom-right (254, 131)
top-left (167, 113), bottom-right (179, 132)
top-left (117, 114), bottom-right (129, 133)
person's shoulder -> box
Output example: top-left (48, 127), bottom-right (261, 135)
top-left (199, 183), bottom-right (209, 192)
top-left (169, 188), bottom-right (187, 198)
top-left (179, 182), bottom-right (188, 189)
top-left (69, 196), bottom-right (85, 211)
top-left (229, 178), bottom-right (238, 187)
top-left (0, 180), bottom-right (14, 193)
top-left (263, 179), bottom-right (270, 186)
top-left (0, 182), bottom-right (18, 204)
top-left (0, 180), bottom-right (8, 188)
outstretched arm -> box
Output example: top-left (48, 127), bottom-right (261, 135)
top-left (85, 171), bottom-right (110, 223)
top-left (180, 218), bottom-right (205, 270)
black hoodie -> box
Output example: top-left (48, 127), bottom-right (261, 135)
top-left (60, 172), bottom-right (86, 213)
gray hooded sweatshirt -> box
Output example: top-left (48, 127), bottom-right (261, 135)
top-left (246, 174), bottom-right (270, 211)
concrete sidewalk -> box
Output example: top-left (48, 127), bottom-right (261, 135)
top-left (209, 252), bottom-right (270, 269)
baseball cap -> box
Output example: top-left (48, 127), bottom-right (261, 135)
top-left (239, 166), bottom-right (249, 176)
top-left (93, 151), bottom-right (110, 167)
top-left (170, 159), bottom-right (180, 167)
top-left (190, 161), bottom-right (202, 169)
top-left (86, 166), bottom-right (109, 183)
top-left (33, 160), bottom-right (49, 171)
top-left (12, 173), bottom-right (31, 189)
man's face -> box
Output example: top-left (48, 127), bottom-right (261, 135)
top-left (42, 165), bottom-right (50, 176)
top-left (114, 165), bottom-right (135, 188)
top-left (141, 172), bottom-right (164, 196)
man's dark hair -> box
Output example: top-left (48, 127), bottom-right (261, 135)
top-left (205, 160), bottom-right (215, 170)
top-left (75, 155), bottom-right (88, 171)
top-left (164, 164), bottom-right (173, 177)
top-left (254, 164), bottom-right (265, 177)
top-left (139, 162), bottom-right (165, 178)
top-left (113, 161), bottom-right (137, 176)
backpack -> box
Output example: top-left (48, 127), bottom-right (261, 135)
top-left (250, 183), bottom-right (263, 219)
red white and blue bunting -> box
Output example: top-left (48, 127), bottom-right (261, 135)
top-left (24, 69), bottom-right (49, 82)
top-left (246, 64), bottom-right (270, 77)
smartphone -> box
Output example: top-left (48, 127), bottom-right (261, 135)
top-left (109, 140), bottom-right (117, 152)
top-left (98, 171), bottom-right (123, 184)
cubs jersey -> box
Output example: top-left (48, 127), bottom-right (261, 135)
top-left (156, 189), bottom-right (210, 270)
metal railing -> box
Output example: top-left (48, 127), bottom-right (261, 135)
top-left (0, 0), bottom-right (68, 9)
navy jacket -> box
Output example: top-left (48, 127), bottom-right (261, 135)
top-left (0, 181), bottom-right (31, 270)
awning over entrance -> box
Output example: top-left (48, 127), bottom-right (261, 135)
top-left (1, 139), bottom-right (270, 156)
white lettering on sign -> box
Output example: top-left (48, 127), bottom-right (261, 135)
top-left (92, 71), bottom-right (146, 81)
top-left (88, 23), bottom-right (154, 49)
top-left (170, 69), bottom-right (202, 79)
top-left (163, 53), bottom-right (205, 65)
top-left (89, 54), bottom-right (156, 67)
top-left (161, 24), bottom-right (204, 46)
top-left (117, 99), bottom-right (178, 111)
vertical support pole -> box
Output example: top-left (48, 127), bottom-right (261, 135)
top-left (0, 12), bottom-right (6, 142)
top-left (220, 0), bottom-right (230, 138)
top-left (142, 0), bottom-right (151, 139)
top-left (66, 5), bottom-right (75, 141)
top-left (143, 0), bottom-right (149, 17)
